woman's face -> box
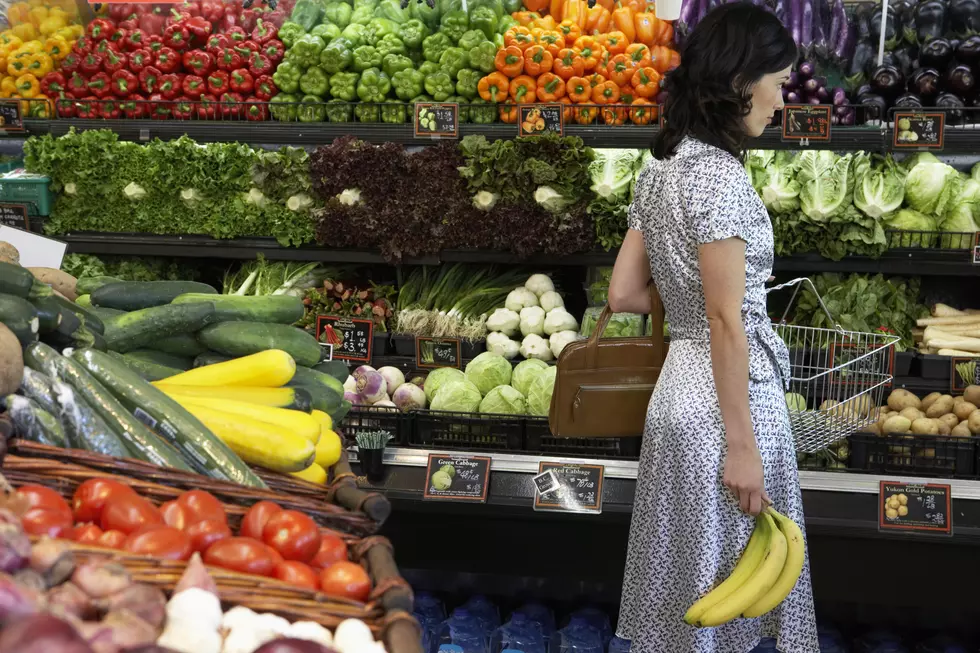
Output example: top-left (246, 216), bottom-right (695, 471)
top-left (743, 66), bottom-right (793, 137)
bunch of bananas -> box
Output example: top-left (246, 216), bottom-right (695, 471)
top-left (684, 508), bottom-right (805, 628)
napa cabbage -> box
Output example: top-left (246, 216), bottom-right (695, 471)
top-left (797, 150), bottom-right (853, 221)
top-left (588, 149), bottom-right (642, 201)
top-left (759, 153), bottom-right (802, 215)
top-left (853, 155), bottom-right (905, 219)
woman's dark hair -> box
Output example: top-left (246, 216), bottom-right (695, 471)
top-left (653, 2), bottom-right (797, 160)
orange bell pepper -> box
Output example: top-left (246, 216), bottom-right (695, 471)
top-left (504, 26), bottom-right (536, 51)
top-left (606, 53), bottom-right (636, 86)
top-left (536, 72), bottom-right (566, 101)
top-left (572, 103), bottom-right (598, 125)
top-left (591, 79), bottom-right (620, 104)
top-left (597, 0), bottom-right (616, 10)
top-left (523, 0), bottom-right (550, 13)
top-left (566, 75), bottom-right (590, 102)
top-left (535, 30), bottom-right (565, 58)
top-left (654, 18), bottom-right (674, 46)
top-left (631, 66), bottom-right (660, 98)
top-left (559, 95), bottom-right (575, 121)
top-left (499, 101), bottom-right (520, 123)
top-left (598, 31), bottom-right (628, 56)
top-left (510, 75), bottom-right (537, 103)
top-left (478, 72), bottom-right (510, 102)
top-left (626, 43), bottom-right (651, 68)
top-left (558, 19), bottom-right (582, 45)
top-left (649, 45), bottom-right (680, 74)
top-left (524, 45), bottom-right (554, 76)
top-left (530, 15), bottom-right (557, 30)
top-left (563, 0), bottom-right (588, 29)
top-left (611, 6), bottom-right (636, 42)
top-left (587, 72), bottom-right (607, 89)
top-left (585, 5), bottom-right (611, 35)
top-left (618, 84), bottom-right (636, 105)
top-left (550, 0), bottom-right (565, 23)
top-left (601, 105), bottom-right (627, 125)
top-left (634, 11), bottom-right (656, 47)
top-left (574, 36), bottom-right (603, 71)
top-left (553, 48), bottom-right (584, 80)
top-left (514, 11), bottom-right (541, 26)
top-left (495, 46), bottom-right (525, 77)
top-left (630, 98), bottom-right (657, 125)
top-left (626, 0), bottom-right (647, 14)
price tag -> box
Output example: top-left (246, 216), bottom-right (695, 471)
top-left (423, 453), bottom-right (491, 502)
top-left (533, 462), bottom-right (604, 514)
top-left (315, 315), bottom-right (373, 363)
top-left (879, 481), bottom-right (952, 536)
top-left (416, 336), bottom-right (461, 369)
top-left (414, 102), bottom-right (458, 139)
top-left (972, 232), bottom-right (980, 265)
top-left (0, 100), bottom-right (23, 132)
top-left (827, 340), bottom-right (895, 389)
top-left (949, 356), bottom-right (980, 394)
top-left (518, 104), bottom-right (563, 136)
top-left (893, 111), bottom-right (945, 149)
top-left (781, 104), bottom-right (831, 142)
top-left (0, 204), bottom-right (28, 230)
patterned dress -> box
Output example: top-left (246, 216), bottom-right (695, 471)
top-left (616, 137), bottom-right (819, 653)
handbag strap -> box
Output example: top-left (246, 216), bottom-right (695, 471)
top-left (585, 281), bottom-right (667, 368)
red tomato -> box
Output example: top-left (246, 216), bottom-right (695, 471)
top-left (21, 509), bottom-right (73, 538)
top-left (239, 500), bottom-right (281, 540)
top-left (185, 519), bottom-right (231, 553)
top-left (124, 525), bottom-right (193, 561)
top-left (203, 537), bottom-right (277, 577)
top-left (274, 561), bottom-right (319, 589)
top-left (67, 524), bottom-right (104, 544)
top-left (311, 533), bottom-right (349, 569)
top-left (262, 510), bottom-right (321, 563)
top-left (177, 490), bottom-right (226, 525)
top-left (71, 478), bottom-right (135, 524)
top-left (97, 530), bottom-right (127, 549)
top-left (319, 561), bottom-right (371, 602)
top-left (18, 485), bottom-right (72, 519)
top-left (100, 493), bottom-right (164, 535)
top-left (266, 543), bottom-right (284, 568)
top-left (160, 500), bottom-right (188, 530)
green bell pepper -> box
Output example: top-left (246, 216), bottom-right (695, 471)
top-left (424, 71), bottom-right (454, 101)
top-left (455, 68), bottom-right (481, 99)
top-left (381, 101), bottom-right (407, 123)
top-left (467, 0), bottom-right (503, 18)
top-left (469, 6), bottom-right (497, 41)
top-left (298, 94), bottom-right (327, 122)
top-left (272, 60), bottom-right (303, 93)
top-left (439, 10), bottom-right (468, 43)
top-left (438, 46), bottom-right (467, 79)
top-left (354, 103), bottom-right (380, 122)
top-left (299, 65), bottom-right (330, 96)
top-left (438, 0), bottom-right (462, 15)
top-left (323, 2), bottom-right (353, 29)
top-left (391, 68), bottom-right (423, 99)
top-left (352, 45), bottom-right (383, 71)
top-left (341, 23), bottom-right (367, 46)
top-left (397, 19), bottom-right (429, 49)
top-left (469, 97), bottom-right (495, 123)
top-left (270, 93), bottom-right (300, 121)
top-left (329, 71), bottom-right (360, 100)
top-left (375, 0), bottom-right (409, 23)
top-left (422, 32), bottom-right (452, 63)
top-left (290, 0), bottom-right (322, 31)
top-left (446, 94), bottom-right (468, 122)
top-left (502, 0), bottom-right (521, 12)
top-left (457, 29), bottom-right (485, 52)
top-left (277, 22), bottom-right (306, 49)
top-left (356, 66), bottom-right (391, 102)
top-left (350, 5), bottom-right (375, 25)
top-left (287, 34), bottom-right (326, 68)
top-left (409, 93), bottom-right (433, 107)
top-left (382, 53), bottom-right (413, 77)
top-left (364, 17), bottom-right (397, 45)
top-left (467, 40), bottom-right (496, 73)
top-left (375, 33), bottom-right (406, 58)
top-left (409, 0), bottom-right (440, 30)
top-left (311, 23), bottom-right (342, 42)
top-left (497, 15), bottom-right (518, 35)
top-left (325, 98), bottom-right (353, 122)
top-left (418, 60), bottom-right (440, 76)
top-left (320, 38), bottom-right (353, 73)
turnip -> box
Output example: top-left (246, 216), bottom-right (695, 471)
top-left (373, 399), bottom-right (397, 410)
top-left (376, 366), bottom-right (405, 395)
top-left (392, 383), bottom-right (427, 412)
top-left (343, 375), bottom-right (356, 393)
top-left (355, 370), bottom-right (387, 404)
top-left (344, 391), bottom-right (361, 405)
top-left (352, 365), bottom-right (376, 381)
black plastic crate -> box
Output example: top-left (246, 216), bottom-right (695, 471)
top-left (341, 405), bottom-right (411, 446)
top-left (391, 334), bottom-right (415, 357)
top-left (524, 417), bottom-right (642, 459)
top-left (373, 333), bottom-right (390, 357)
top-left (412, 409), bottom-right (523, 452)
top-left (849, 432), bottom-right (977, 478)
top-left (894, 351), bottom-right (915, 377)
top-left (920, 354), bottom-right (951, 380)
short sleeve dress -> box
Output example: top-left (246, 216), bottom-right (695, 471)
top-left (615, 137), bottom-right (819, 653)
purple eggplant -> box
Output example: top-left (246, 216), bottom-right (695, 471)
top-left (956, 35), bottom-right (980, 65)
top-left (774, 0), bottom-right (788, 26)
top-left (949, 0), bottom-right (980, 37)
top-left (845, 40), bottom-right (875, 90)
top-left (919, 38), bottom-right (954, 70)
top-left (790, 0), bottom-right (803, 49)
top-left (786, 90), bottom-right (802, 103)
top-left (840, 108), bottom-right (856, 125)
top-left (808, 96), bottom-right (822, 105)
top-left (914, 0), bottom-right (946, 43)
top-left (894, 92), bottom-right (924, 109)
top-left (786, 71), bottom-right (800, 89)
top-left (857, 92), bottom-right (888, 121)
top-left (816, 86), bottom-right (830, 101)
top-left (936, 92), bottom-right (966, 124)
top-left (871, 3), bottom-right (902, 50)
top-left (909, 68), bottom-right (941, 99)
top-left (803, 77), bottom-right (820, 93)
top-left (832, 87), bottom-right (848, 105)
top-left (799, 61), bottom-right (816, 78)
top-left (828, 0), bottom-right (842, 52)
top-left (870, 64), bottom-right (905, 98)
top-left (836, 21), bottom-right (856, 65)
top-left (946, 62), bottom-right (976, 96)
top-left (813, 0), bottom-right (829, 58)
top-left (834, 104), bottom-right (851, 117)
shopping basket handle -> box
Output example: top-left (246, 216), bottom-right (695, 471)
top-left (767, 277), bottom-right (843, 332)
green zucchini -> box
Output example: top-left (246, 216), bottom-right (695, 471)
top-left (76, 276), bottom-right (123, 296)
top-left (104, 303), bottom-right (216, 353)
top-left (312, 360), bottom-right (350, 384)
top-left (0, 261), bottom-right (52, 300)
top-left (4, 394), bottom-right (66, 447)
top-left (125, 349), bottom-right (192, 371)
top-left (107, 351), bottom-right (182, 383)
top-left (49, 377), bottom-right (130, 458)
top-left (41, 308), bottom-right (81, 349)
top-left (30, 296), bottom-right (62, 333)
top-left (285, 379), bottom-right (350, 424)
top-left (193, 352), bottom-right (231, 368)
top-left (25, 342), bottom-right (194, 471)
top-left (198, 321), bottom-right (322, 367)
top-left (292, 365), bottom-right (345, 396)
top-left (75, 295), bottom-right (92, 308)
top-left (145, 333), bottom-right (207, 358)
top-left (172, 293), bottom-right (305, 324)
top-left (91, 305), bottom-right (125, 321)
top-left (0, 293), bottom-right (39, 346)
top-left (49, 295), bottom-right (104, 335)
top-left (72, 348), bottom-right (265, 487)
top-left (92, 280), bottom-right (217, 311)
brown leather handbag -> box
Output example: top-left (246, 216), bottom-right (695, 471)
top-left (548, 283), bottom-right (667, 438)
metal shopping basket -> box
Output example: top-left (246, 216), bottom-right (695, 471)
top-left (768, 278), bottom-right (901, 454)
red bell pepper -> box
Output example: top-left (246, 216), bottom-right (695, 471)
top-left (73, 35), bottom-right (93, 54)
top-left (103, 49), bottom-right (127, 74)
top-left (109, 3), bottom-right (137, 21)
top-left (229, 68), bottom-right (253, 94)
top-left (55, 93), bottom-right (76, 118)
top-left (76, 97), bottom-right (100, 119)
top-left (196, 93), bottom-right (218, 119)
top-left (219, 91), bottom-right (243, 119)
top-left (182, 74), bottom-right (206, 98)
top-left (247, 52), bottom-right (272, 76)
top-left (159, 73), bottom-right (181, 99)
top-left (206, 69), bottom-right (229, 94)
top-left (225, 27), bottom-right (247, 43)
top-left (128, 48), bottom-right (152, 73)
top-left (182, 50), bottom-right (212, 76)
top-left (93, 40), bottom-right (120, 57)
top-left (60, 52), bottom-right (81, 74)
top-left (40, 72), bottom-right (66, 97)
top-left (87, 72), bottom-right (113, 98)
top-left (67, 72), bottom-right (89, 98)
top-left (251, 19), bottom-right (277, 44)
top-left (215, 48), bottom-right (242, 71)
top-left (253, 74), bottom-right (275, 101)
top-left (79, 52), bottom-right (104, 76)
top-left (178, 0), bottom-right (201, 17)
top-left (261, 39), bottom-right (283, 63)
top-left (238, 9), bottom-right (258, 33)
top-left (139, 66), bottom-right (162, 94)
top-left (147, 35), bottom-right (164, 53)
top-left (108, 27), bottom-right (128, 46)
top-left (200, 0), bottom-right (225, 22)
top-left (121, 94), bottom-right (146, 118)
top-left (111, 69), bottom-right (138, 97)
top-left (166, 9), bottom-right (191, 27)
top-left (123, 29), bottom-right (148, 52)
top-left (184, 16), bottom-right (212, 46)
top-left (87, 18), bottom-right (115, 41)
top-left (243, 95), bottom-right (268, 121)
top-left (147, 93), bottom-right (172, 119)
top-left (172, 96), bottom-right (196, 119)
top-left (139, 8), bottom-right (167, 37)
top-left (118, 18), bottom-right (138, 32)
top-left (237, 39), bottom-right (259, 55)
top-left (100, 98), bottom-right (122, 119)
top-left (219, 11), bottom-right (238, 32)
top-left (163, 23), bottom-right (191, 51)
top-left (266, 8), bottom-right (288, 27)
top-left (206, 33), bottom-right (228, 55)
top-left (154, 47), bottom-right (180, 73)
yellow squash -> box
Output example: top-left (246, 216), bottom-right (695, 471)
top-left (171, 393), bottom-right (320, 444)
top-left (315, 428), bottom-right (343, 468)
top-left (311, 409), bottom-right (333, 433)
top-left (159, 349), bottom-right (296, 387)
top-left (154, 383), bottom-right (307, 410)
top-left (291, 462), bottom-right (327, 485)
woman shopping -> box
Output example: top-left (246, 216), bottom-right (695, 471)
top-left (607, 3), bottom-right (819, 652)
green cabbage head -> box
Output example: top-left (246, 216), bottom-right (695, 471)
top-left (853, 155), bottom-right (905, 219)
top-left (527, 366), bottom-right (558, 417)
top-left (431, 379), bottom-right (482, 413)
top-left (479, 385), bottom-right (527, 415)
top-left (423, 367), bottom-right (465, 403)
top-left (904, 159), bottom-right (960, 217)
top-left (439, 463), bottom-right (456, 478)
top-left (464, 351), bottom-right (513, 396)
top-left (511, 358), bottom-right (549, 396)
top-left (431, 470), bottom-right (453, 491)
top-left (785, 392), bottom-right (807, 412)
top-left (941, 177), bottom-right (980, 240)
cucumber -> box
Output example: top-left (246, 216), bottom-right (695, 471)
top-left (75, 295), bottom-right (92, 308)
top-left (0, 261), bottom-right (52, 300)
top-left (126, 349), bottom-right (192, 371)
top-left (286, 379), bottom-right (350, 424)
top-left (4, 394), bottom-right (66, 447)
top-left (104, 303), bottom-right (216, 353)
top-left (30, 296), bottom-right (62, 333)
top-left (172, 293), bottom-right (305, 324)
top-left (18, 367), bottom-right (60, 416)
top-left (291, 365), bottom-right (345, 396)
top-left (76, 276), bottom-right (123, 296)
top-left (313, 360), bottom-right (350, 384)
top-left (198, 321), bottom-right (322, 367)
top-left (25, 343), bottom-right (194, 471)
top-left (0, 293), bottom-right (39, 346)
top-left (49, 378), bottom-right (130, 458)
top-left (49, 295), bottom-right (104, 335)
top-left (72, 349), bottom-right (266, 487)
top-left (107, 351), bottom-right (182, 383)
top-left (193, 352), bottom-right (231, 368)
top-left (92, 281), bottom-right (217, 311)
top-left (145, 333), bottom-right (206, 358)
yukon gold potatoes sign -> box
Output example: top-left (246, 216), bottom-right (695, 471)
top-left (879, 481), bottom-right (952, 536)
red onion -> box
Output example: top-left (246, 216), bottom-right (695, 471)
top-left (0, 614), bottom-right (93, 653)
top-left (47, 582), bottom-right (96, 620)
top-left (98, 585), bottom-right (167, 629)
top-left (253, 638), bottom-right (339, 653)
top-left (73, 561), bottom-right (132, 599)
top-left (172, 553), bottom-right (218, 597)
top-left (0, 572), bottom-right (41, 622)
top-left (30, 536), bottom-right (75, 587)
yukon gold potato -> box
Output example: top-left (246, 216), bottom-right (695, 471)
top-left (953, 401), bottom-right (977, 421)
top-left (897, 494), bottom-right (908, 506)
top-left (819, 399), bottom-right (839, 412)
top-left (899, 407), bottom-right (925, 422)
top-left (925, 395), bottom-right (954, 418)
top-left (883, 415), bottom-right (912, 434)
top-left (887, 389), bottom-right (921, 412)
top-left (921, 392), bottom-right (943, 411)
top-left (922, 447), bottom-right (937, 459)
top-left (952, 421), bottom-right (973, 437)
top-left (898, 505), bottom-right (909, 517)
top-left (964, 385), bottom-right (980, 407)
top-left (885, 507), bottom-right (899, 519)
top-left (969, 410), bottom-right (980, 435)
top-left (953, 395), bottom-right (966, 405)
top-left (911, 418), bottom-right (939, 435)
top-left (865, 421), bottom-right (882, 436)
top-left (937, 420), bottom-right (951, 435)
top-left (938, 413), bottom-right (960, 431)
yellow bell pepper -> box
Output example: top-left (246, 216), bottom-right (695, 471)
top-left (27, 0), bottom-right (47, 10)
top-left (0, 77), bottom-right (17, 99)
top-left (25, 52), bottom-right (51, 76)
top-left (15, 73), bottom-right (39, 98)
top-left (70, 24), bottom-right (84, 38)
top-left (0, 35), bottom-right (23, 52)
top-left (42, 36), bottom-right (67, 60)
top-left (28, 6), bottom-right (49, 27)
top-left (23, 93), bottom-right (51, 117)
top-left (6, 57), bottom-right (28, 78)
top-left (10, 24), bottom-right (37, 42)
top-left (7, 3), bottom-right (31, 26)
top-left (39, 15), bottom-right (66, 36)
top-left (16, 40), bottom-right (43, 55)
top-left (53, 26), bottom-right (74, 42)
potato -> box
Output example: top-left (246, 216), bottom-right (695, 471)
top-left (0, 241), bottom-right (18, 265)
top-left (865, 421), bottom-right (882, 436)
top-left (952, 421), bottom-right (973, 437)
top-left (969, 410), bottom-right (980, 435)
top-left (954, 395), bottom-right (967, 405)
top-left (953, 401), bottom-right (977, 421)
top-left (964, 385), bottom-right (980, 407)
top-left (925, 395), bottom-right (954, 418)
top-left (921, 392), bottom-right (943, 410)
top-left (900, 407), bottom-right (925, 422)
top-left (883, 415), bottom-right (912, 434)
top-left (0, 324), bottom-right (23, 395)
top-left (937, 421), bottom-right (951, 436)
top-left (887, 389), bottom-right (921, 412)
top-left (839, 394), bottom-right (875, 418)
top-left (911, 418), bottom-right (939, 435)
top-left (28, 267), bottom-right (77, 301)
top-left (818, 399), bottom-right (838, 412)
top-left (938, 413), bottom-right (960, 432)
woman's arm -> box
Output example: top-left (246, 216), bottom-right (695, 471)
top-left (608, 229), bottom-right (652, 314)
top-left (699, 237), bottom-right (766, 516)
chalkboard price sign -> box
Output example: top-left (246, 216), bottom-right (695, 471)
top-left (0, 101), bottom-right (23, 132)
top-left (893, 112), bottom-right (944, 149)
top-left (949, 356), bottom-right (980, 394)
top-left (879, 481), bottom-right (952, 535)
top-left (0, 204), bottom-right (28, 230)
top-left (315, 315), bottom-right (373, 363)
top-left (415, 103), bottom-right (458, 139)
top-left (972, 232), bottom-right (980, 265)
top-left (416, 336), bottom-right (461, 369)
top-left (423, 454), bottom-right (491, 502)
top-left (781, 104), bottom-right (831, 141)
top-left (519, 104), bottom-right (562, 136)
top-left (533, 462), bottom-right (604, 514)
